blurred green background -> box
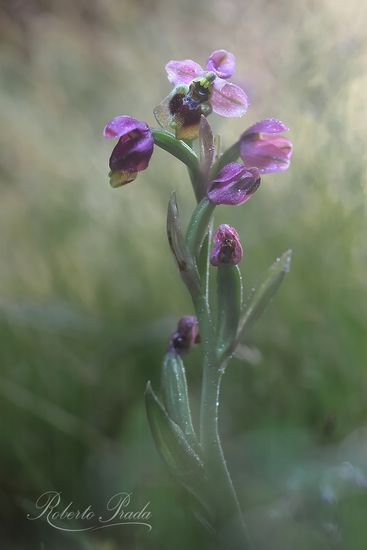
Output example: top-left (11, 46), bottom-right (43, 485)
top-left (0, 0), bottom-right (367, 548)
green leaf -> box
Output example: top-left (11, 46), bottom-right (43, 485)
top-left (216, 265), bottom-right (243, 357)
top-left (161, 352), bottom-right (199, 453)
top-left (145, 382), bottom-right (212, 517)
top-left (145, 382), bottom-right (203, 472)
top-left (167, 192), bottom-right (201, 298)
top-left (238, 249), bottom-right (292, 340)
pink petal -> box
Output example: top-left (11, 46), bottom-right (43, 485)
top-left (211, 80), bottom-right (249, 118)
top-left (103, 115), bottom-right (147, 139)
top-left (165, 59), bottom-right (203, 85)
top-left (240, 137), bottom-right (293, 174)
top-left (206, 50), bottom-right (236, 79)
top-left (242, 118), bottom-right (289, 137)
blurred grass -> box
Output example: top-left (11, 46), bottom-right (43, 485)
top-left (0, 0), bottom-right (367, 548)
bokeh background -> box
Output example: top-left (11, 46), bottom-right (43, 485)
top-left (0, 0), bottom-right (367, 548)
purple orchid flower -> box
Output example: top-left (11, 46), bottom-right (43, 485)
top-left (239, 118), bottom-right (293, 174)
top-left (169, 316), bottom-right (200, 355)
top-left (208, 162), bottom-right (261, 206)
top-left (165, 49), bottom-right (248, 118)
top-left (103, 115), bottom-right (154, 187)
top-left (210, 224), bottom-right (243, 267)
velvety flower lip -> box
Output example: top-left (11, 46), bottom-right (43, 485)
top-left (208, 162), bottom-right (261, 206)
top-left (210, 224), bottom-right (243, 266)
top-left (169, 316), bottom-right (200, 355)
top-left (103, 115), bottom-right (154, 186)
top-left (240, 118), bottom-right (293, 174)
top-left (165, 50), bottom-right (248, 118)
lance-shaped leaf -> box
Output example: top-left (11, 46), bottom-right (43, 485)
top-left (199, 115), bottom-right (214, 179)
top-left (216, 265), bottom-right (243, 357)
top-left (145, 382), bottom-right (213, 519)
top-left (185, 197), bottom-right (216, 261)
top-left (145, 381), bottom-right (203, 472)
top-left (167, 193), bottom-right (201, 297)
top-left (161, 351), bottom-right (200, 453)
top-left (237, 249), bottom-right (292, 342)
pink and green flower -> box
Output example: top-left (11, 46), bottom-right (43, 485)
top-left (165, 49), bottom-right (248, 119)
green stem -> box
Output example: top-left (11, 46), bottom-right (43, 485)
top-left (188, 168), bottom-right (208, 203)
top-left (210, 140), bottom-right (241, 178)
top-left (188, 167), bottom-right (207, 203)
top-left (152, 128), bottom-right (199, 172)
top-left (199, 349), bottom-right (251, 549)
top-left (185, 198), bottom-right (215, 260)
top-left (185, 145), bottom-right (251, 549)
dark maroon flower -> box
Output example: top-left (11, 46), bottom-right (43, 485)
top-left (169, 316), bottom-right (200, 355)
top-left (210, 224), bottom-right (243, 266)
top-left (103, 115), bottom-right (154, 187)
top-left (239, 118), bottom-right (293, 174)
top-left (207, 162), bottom-right (260, 206)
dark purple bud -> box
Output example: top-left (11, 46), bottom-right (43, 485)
top-left (169, 316), bottom-right (200, 355)
top-left (210, 224), bottom-right (243, 267)
top-left (207, 162), bottom-right (260, 206)
top-left (103, 115), bottom-right (154, 187)
top-left (239, 118), bottom-right (293, 174)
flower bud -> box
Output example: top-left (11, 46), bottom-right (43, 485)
top-left (169, 316), bottom-right (200, 355)
top-left (103, 115), bottom-right (154, 187)
top-left (210, 224), bottom-right (243, 266)
top-left (207, 162), bottom-right (260, 206)
top-left (239, 118), bottom-right (292, 174)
